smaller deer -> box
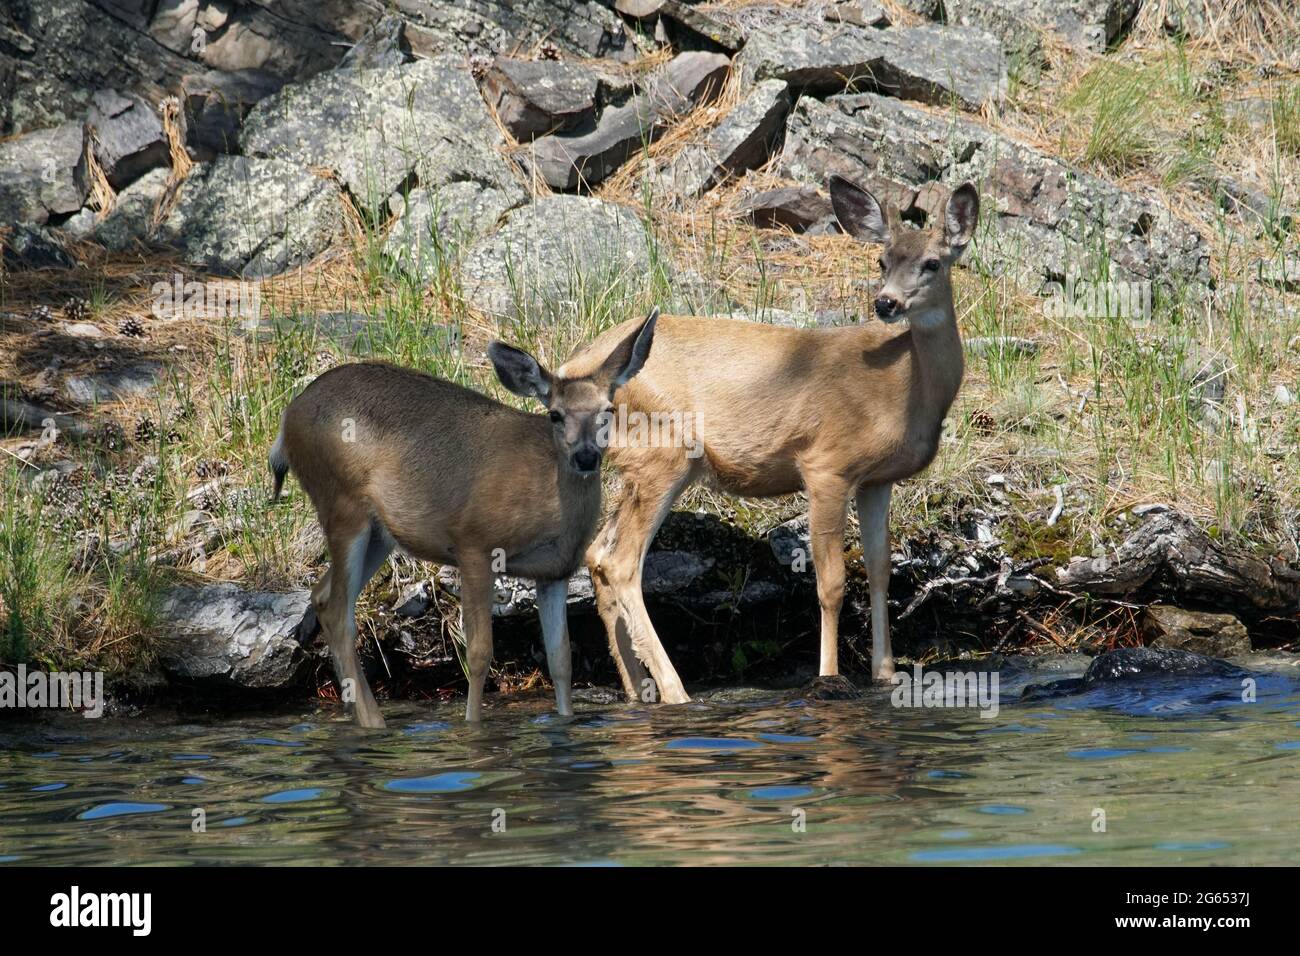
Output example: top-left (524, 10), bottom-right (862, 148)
top-left (269, 309), bottom-right (659, 728)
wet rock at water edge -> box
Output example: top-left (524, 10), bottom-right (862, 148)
top-left (1019, 646), bottom-right (1250, 702)
top-left (1143, 605), bottom-right (1251, 658)
top-left (158, 585), bottom-right (315, 690)
top-left (798, 674), bottom-right (863, 700)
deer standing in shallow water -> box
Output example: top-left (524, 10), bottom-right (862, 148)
top-left (270, 310), bottom-right (659, 727)
top-left (561, 178), bottom-right (979, 704)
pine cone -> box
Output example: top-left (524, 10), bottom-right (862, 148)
top-left (134, 417), bottom-right (156, 443)
top-left (30, 304), bottom-right (55, 323)
top-left (969, 409), bottom-right (997, 435)
top-left (63, 296), bottom-right (90, 322)
top-left (119, 315), bottom-right (146, 338)
top-left (535, 40), bottom-right (560, 61)
top-left (97, 421), bottom-right (127, 452)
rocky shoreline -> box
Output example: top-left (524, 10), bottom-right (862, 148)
top-left (1, 2), bottom-right (1297, 707)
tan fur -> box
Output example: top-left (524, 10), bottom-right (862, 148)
top-left (273, 313), bottom-right (658, 727)
top-left (561, 180), bottom-right (979, 703)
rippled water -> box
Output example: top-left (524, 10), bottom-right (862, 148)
top-left (3, 655), bottom-right (1300, 865)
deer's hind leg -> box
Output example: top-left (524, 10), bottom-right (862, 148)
top-left (318, 515), bottom-right (393, 729)
top-left (459, 555), bottom-right (496, 723)
top-left (588, 455), bottom-right (694, 705)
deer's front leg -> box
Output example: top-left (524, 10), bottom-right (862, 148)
top-left (535, 578), bottom-right (573, 716)
top-left (806, 481), bottom-right (850, 677)
top-left (855, 482), bottom-right (895, 681)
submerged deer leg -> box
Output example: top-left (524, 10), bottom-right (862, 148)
top-left (855, 482), bottom-right (895, 681)
top-left (536, 579), bottom-right (573, 716)
top-left (805, 476), bottom-right (852, 677)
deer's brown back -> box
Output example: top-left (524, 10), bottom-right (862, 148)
top-left (562, 315), bottom-right (928, 494)
top-left (281, 363), bottom-right (599, 574)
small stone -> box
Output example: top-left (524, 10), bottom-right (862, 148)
top-left (1143, 605), bottom-right (1251, 658)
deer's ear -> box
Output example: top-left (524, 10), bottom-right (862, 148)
top-left (488, 342), bottom-right (553, 401)
top-left (599, 306), bottom-right (659, 393)
top-left (943, 182), bottom-right (980, 256)
top-left (829, 175), bottom-right (891, 244)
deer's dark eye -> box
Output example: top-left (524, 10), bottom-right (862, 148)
top-left (922, 258), bottom-right (941, 272)
top-left (548, 410), bottom-right (563, 424)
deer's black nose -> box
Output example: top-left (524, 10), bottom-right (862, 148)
top-left (573, 449), bottom-right (600, 473)
top-left (874, 294), bottom-right (900, 318)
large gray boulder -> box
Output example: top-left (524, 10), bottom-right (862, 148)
top-left (0, 122), bottom-right (87, 226)
top-left (522, 51), bottom-right (730, 190)
top-left (0, 0), bottom-right (371, 135)
top-left (945, 0), bottom-right (1140, 53)
top-left (83, 88), bottom-right (172, 190)
top-left (91, 168), bottom-right (171, 251)
top-left (481, 57), bottom-right (626, 141)
top-left (394, 0), bottom-right (638, 61)
top-left (460, 195), bottom-right (654, 315)
top-left (158, 584), bottom-right (314, 690)
top-left (384, 181), bottom-right (526, 281)
top-left (782, 92), bottom-right (1210, 288)
top-left (182, 69), bottom-right (286, 157)
top-left (156, 156), bottom-right (345, 278)
top-left (241, 56), bottom-right (517, 211)
top-left (656, 79), bottom-right (792, 199)
top-left (737, 16), bottom-right (1006, 109)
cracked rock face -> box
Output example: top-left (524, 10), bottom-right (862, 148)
top-left (156, 155), bottom-right (344, 277)
top-left (158, 584), bottom-right (313, 689)
top-left (947, 0), bottom-right (1140, 53)
top-left (521, 51), bottom-right (730, 190)
top-left (241, 56), bottom-right (515, 210)
top-left (0, 122), bottom-right (88, 226)
top-left (384, 180), bottom-right (526, 281)
top-left (737, 15), bottom-right (1006, 110)
top-left (393, 0), bottom-right (637, 61)
top-left (783, 93), bottom-right (1210, 289)
top-left (481, 57), bottom-right (617, 141)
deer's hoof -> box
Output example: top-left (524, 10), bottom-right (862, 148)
top-left (801, 674), bottom-right (862, 700)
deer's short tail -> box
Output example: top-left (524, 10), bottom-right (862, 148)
top-left (268, 421), bottom-right (290, 503)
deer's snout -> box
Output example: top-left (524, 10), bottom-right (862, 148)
top-left (874, 294), bottom-right (901, 320)
top-left (572, 448), bottom-right (601, 474)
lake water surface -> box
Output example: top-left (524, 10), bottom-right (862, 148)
top-left (2, 655), bottom-right (1299, 865)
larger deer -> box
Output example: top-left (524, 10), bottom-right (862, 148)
top-left (561, 178), bottom-right (979, 704)
top-left (269, 309), bottom-right (659, 727)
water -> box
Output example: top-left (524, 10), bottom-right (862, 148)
top-left (3, 656), bottom-right (1300, 866)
